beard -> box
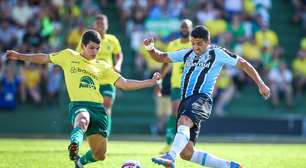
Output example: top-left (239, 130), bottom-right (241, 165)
top-left (180, 32), bottom-right (189, 38)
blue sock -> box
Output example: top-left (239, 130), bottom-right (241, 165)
top-left (70, 127), bottom-right (84, 146)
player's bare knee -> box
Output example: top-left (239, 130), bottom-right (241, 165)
top-left (76, 118), bottom-right (89, 130)
top-left (180, 150), bottom-right (193, 160)
top-left (178, 115), bottom-right (193, 127)
top-left (103, 97), bottom-right (113, 109)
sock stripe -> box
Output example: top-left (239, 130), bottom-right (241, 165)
top-left (201, 153), bottom-right (207, 166)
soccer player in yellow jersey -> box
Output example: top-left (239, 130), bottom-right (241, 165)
top-left (6, 30), bottom-right (160, 168)
top-left (77, 14), bottom-right (123, 136)
top-left (160, 19), bottom-right (193, 154)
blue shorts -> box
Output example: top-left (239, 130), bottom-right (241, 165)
top-left (176, 93), bottom-right (213, 143)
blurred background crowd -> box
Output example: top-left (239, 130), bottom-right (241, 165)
top-left (0, 0), bottom-right (305, 121)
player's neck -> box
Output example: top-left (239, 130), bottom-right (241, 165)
top-left (196, 45), bottom-right (211, 56)
top-left (180, 37), bottom-right (190, 43)
top-left (99, 31), bottom-right (106, 38)
top-left (80, 52), bottom-right (95, 61)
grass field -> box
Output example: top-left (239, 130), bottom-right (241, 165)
top-left (0, 138), bottom-right (306, 168)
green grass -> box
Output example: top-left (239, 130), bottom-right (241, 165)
top-left (0, 138), bottom-right (306, 168)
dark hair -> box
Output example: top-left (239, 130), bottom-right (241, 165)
top-left (191, 25), bottom-right (210, 42)
top-left (81, 30), bottom-right (101, 46)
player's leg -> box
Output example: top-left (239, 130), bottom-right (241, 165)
top-left (152, 115), bottom-right (193, 168)
top-left (75, 134), bottom-right (107, 168)
top-left (69, 110), bottom-right (90, 161)
top-left (181, 141), bottom-right (242, 168)
top-left (75, 103), bottom-right (109, 167)
top-left (100, 84), bottom-right (116, 136)
top-left (284, 85), bottom-right (293, 107)
top-left (160, 88), bottom-right (180, 154)
top-left (155, 96), bottom-right (171, 134)
top-left (270, 82), bottom-right (279, 107)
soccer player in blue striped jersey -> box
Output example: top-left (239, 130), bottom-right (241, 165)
top-left (144, 25), bottom-right (270, 168)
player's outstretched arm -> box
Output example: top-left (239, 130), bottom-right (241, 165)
top-left (115, 72), bottom-right (161, 90)
top-left (6, 50), bottom-right (51, 64)
top-left (236, 57), bottom-right (270, 99)
top-left (143, 38), bottom-right (172, 63)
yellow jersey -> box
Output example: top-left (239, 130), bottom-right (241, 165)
top-left (22, 67), bottom-right (41, 89)
top-left (241, 41), bottom-right (261, 61)
top-left (49, 49), bottom-right (120, 103)
top-left (293, 58), bottom-right (306, 76)
top-left (216, 69), bottom-right (231, 89)
top-left (77, 33), bottom-right (122, 66)
top-left (255, 30), bottom-right (278, 51)
top-left (167, 39), bottom-right (192, 88)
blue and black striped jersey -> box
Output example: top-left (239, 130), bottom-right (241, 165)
top-left (168, 45), bottom-right (239, 99)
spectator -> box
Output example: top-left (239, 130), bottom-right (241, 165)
top-left (254, 0), bottom-right (272, 24)
top-left (11, 0), bottom-right (33, 27)
top-left (241, 36), bottom-right (262, 71)
top-left (148, 0), bottom-right (170, 20)
top-left (67, 21), bottom-right (85, 49)
top-left (195, 2), bottom-right (219, 25)
top-left (264, 45), bottom-right (282, 71)
top-left (269, 62), bottom-right (293, 108)
top-left (224, 0), bottom-right (243, 20)
top-left (227, 14), bottom-right (246, 44)
top-left (291, 0), bottom-right (306, 30)
top-left (255, 20), bottom-right (278, 52)
top-left (47, 65), bottom-right (62, 104)
top-left (116, 0), bottom-right (147, 26)
top-left (214, 68), bottom-right (235, 116)
top-left (0, 61), bottom-right (20, 110)
top-left (0, 18), bottom-right (17, 52)
top-left (205, 13), bottom-right (227, 42)
top-left (292, 49), bottom-right (306, 97)
top-left (20, 63), bottom-right (42, 105)
top-left (126, 7), bottom-right (147, 51)
top-left (168, 0), bottom-right (186, 18)
top-left (22, 20), bottom-right (43, 51)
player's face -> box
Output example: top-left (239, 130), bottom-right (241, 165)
top-left (93, 18), bottom-right (108, 34)
top-left (82, 41), bottom-right (100, 59)
top-left (191, 37), bottom-right (209, 56)
top-left (180, 23), bottom-right (191, 38)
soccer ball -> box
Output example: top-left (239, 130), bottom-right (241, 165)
top-left (120, 160), bottom-right (142, 168)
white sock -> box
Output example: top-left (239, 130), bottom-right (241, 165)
top-left (191, 150), bottom-right (230, 168)
top-left (168, 125), bottom-right (190, 159)
top-left (77, 159), bottom-right (84, 168)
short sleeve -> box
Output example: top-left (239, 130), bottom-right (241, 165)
top-left (49, 49), bottom-right (71, 66)
top-left (101, 67), bottom-right (121, 84)
top-left (168, 49), bottom-right (191, 63)
top-left (215, 47), bottom-right (240, 66)
top-left (111, 36), bottom-right (122, 55)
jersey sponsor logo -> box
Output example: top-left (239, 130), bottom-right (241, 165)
top-left (79, 76), bottom-right (96, 90)
top-left (71, 61), bottom-right (80, 64)
top-left (185, 60), bottom-right (211, 68)
top-left (70, 67), bottom-right (98, 80)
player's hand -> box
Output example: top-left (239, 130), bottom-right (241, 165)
top-left (143, 38), bottom-right (155, 50)
top-left (6, 50), bottom-right (20, 60)
top-left (259, 82), bottom-right (270, 100)
top-left (152, 72), bottom-right (161, 82)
